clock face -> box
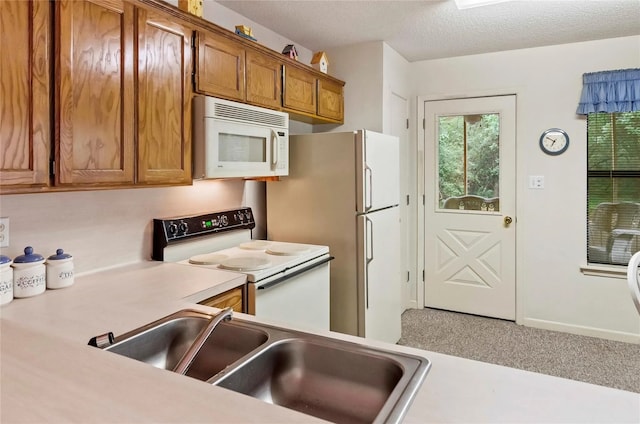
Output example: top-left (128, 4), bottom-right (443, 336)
top-left (539, 128), bottom-right (569, 155)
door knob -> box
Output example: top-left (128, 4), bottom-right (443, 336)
top-left (504, 216), bottom-right (513, 226)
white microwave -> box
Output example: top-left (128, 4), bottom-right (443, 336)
top-left (193, 96), bottom-right (289, 179)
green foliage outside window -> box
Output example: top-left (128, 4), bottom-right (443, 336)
top-left (438, 114), bottom-right (500, 206)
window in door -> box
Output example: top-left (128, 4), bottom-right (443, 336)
top-left (587, 111), bottom-right (640, 265)
top-left (438, 113), bottom-right (500, 211)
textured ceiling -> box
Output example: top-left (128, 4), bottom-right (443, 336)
top-left (216, 0), bottom-right (640, 62)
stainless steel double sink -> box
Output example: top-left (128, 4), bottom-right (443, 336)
top-left (103, 309), bottom-right (430, 424)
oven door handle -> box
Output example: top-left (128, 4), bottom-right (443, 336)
top-left (257, 256), bottom-right (334, 291)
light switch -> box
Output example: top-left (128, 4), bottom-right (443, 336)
top-left (529, 176), bottom-right (544, 189)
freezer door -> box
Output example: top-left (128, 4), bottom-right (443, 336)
top-left (357, 206), bottom-right (402, 343)
top-left (356, 130), bottom-right (400, 213)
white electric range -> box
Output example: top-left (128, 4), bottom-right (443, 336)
top-left (152, 208), bottom-right (331, 332)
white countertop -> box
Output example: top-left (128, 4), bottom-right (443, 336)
top-left (1, 262), bottom-right (639, 423)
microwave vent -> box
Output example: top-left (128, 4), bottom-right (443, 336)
top-left (213, 103), bottom-right (287, 128)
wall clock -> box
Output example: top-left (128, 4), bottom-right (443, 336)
top-left (539, 128), bottom-right (569, 155)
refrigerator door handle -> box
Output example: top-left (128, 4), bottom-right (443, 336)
top-left (365, 216), bottom-right (374, 308)
top-left (365, 165), bottom-right (373, 211)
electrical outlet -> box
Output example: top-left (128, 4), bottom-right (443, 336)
top-left (0, 217), bottom-right (9, 248)
top-left (529, 175), bottom-right (545, 189)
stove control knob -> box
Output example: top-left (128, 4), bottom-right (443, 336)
top-left (221, 215), bottom-right (229, 226)
top-left (168, 223), bottom-right (178, 235)
top-left (179, 222), bottom-right (188, 233)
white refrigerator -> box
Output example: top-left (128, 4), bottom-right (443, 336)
top-left (266, 130), bottom-right (402, 343)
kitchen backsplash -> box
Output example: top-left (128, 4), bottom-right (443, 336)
top-left (0, 180), bottom-right (266, 275)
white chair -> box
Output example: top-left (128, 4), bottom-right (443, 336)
top-left (627, 251), bottom-right (640, 315)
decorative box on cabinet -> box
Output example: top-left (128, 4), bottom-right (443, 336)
top-left (0, 0), bottom-right (51, 192)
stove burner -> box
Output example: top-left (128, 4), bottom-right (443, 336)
top-left (188, 253), bottom-right (229, 265)
top-left (239, 240), bottom-right (273, 250)
top-left (266, 244), bottom-right (311, 256)
top-left (219, 256), bottom-right (272, 271)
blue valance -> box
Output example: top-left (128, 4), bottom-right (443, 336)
top-left (576, 68), bottom-right (640, 115)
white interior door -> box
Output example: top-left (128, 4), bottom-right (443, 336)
top-left (423, 95), bottom-right (516, 320)
top-left (388, 92), bottom-right (415, 311)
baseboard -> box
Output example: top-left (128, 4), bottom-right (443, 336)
top-left (521, 317), bottom-right (640, 344)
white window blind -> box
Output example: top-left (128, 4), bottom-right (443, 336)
top-left (587, 112), bottom-right (640, 265)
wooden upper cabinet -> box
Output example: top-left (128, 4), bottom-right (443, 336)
top-left (0, 0), bottom-right (51, 191)
top-left (55, 0), bottom-right (135, 186)
top-left (282, 65), bottom-right (317, 115)
top-left (196, 31), bottom-right (245, 102)
top-left (245, 49), bottom-right (282, 109)
top-left (137, 8), bottom-right (193, 184)
top-left (317, 77), bottom-right (344, 122)
top-left (194, 29), bottom-right (343, 124)
top-left (195, 31), bottom-right (282, 109)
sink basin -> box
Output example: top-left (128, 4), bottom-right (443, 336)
top-left (212, 338), bottom-right (410, 424)
top-left (101, 310), bottom-right (430, 423)
top-left (105, 310), bottom-right (269, 380)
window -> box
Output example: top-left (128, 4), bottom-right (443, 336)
top-left (437, 113), bottom-right (500, 211)
top-left (587, 111), bottom-right (640, 265)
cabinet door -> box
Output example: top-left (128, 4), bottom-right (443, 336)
top-left (317, 77), bottom-right (344, 122)
top-left (282, 65), bottom-right (317, 115)
top-left (196, 32), bottom-right (245, 101)
top-left (0, 0), bottom-right (51, 190)
top-left (137, 8), bottom-right (192, 184)
top-left (199, 286), bottom-right (245, 313)
top-left (56, 0), bottom-right (135, 186)
top-left (246, 49), bottom-right (281, 109)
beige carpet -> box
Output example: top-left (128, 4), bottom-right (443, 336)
top-left (398, 308), bottom-right (640, 393)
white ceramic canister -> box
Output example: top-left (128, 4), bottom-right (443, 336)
top-left (0, 255), bottom-right (13, 305)
top-left (12, 246), bottom-right (46, 298)
top-left (46, 248), bottom-right (74, 289)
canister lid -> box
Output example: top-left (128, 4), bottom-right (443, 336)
top-left (0, 255), bottom-right (11, 265)
top-left (48, 248), bottom-right (72, 261)
top-left (13, 246), bottom-right (45, 263)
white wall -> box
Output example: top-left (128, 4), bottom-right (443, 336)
top-left (0, 180), bottom-right (260, 274)
top-left (411, 36), bottom-right (640, 342)
top-left (316, 41), bottom-right (385, 132)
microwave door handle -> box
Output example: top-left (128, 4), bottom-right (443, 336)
top-left (271, 129), bottom-right (278, 167)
